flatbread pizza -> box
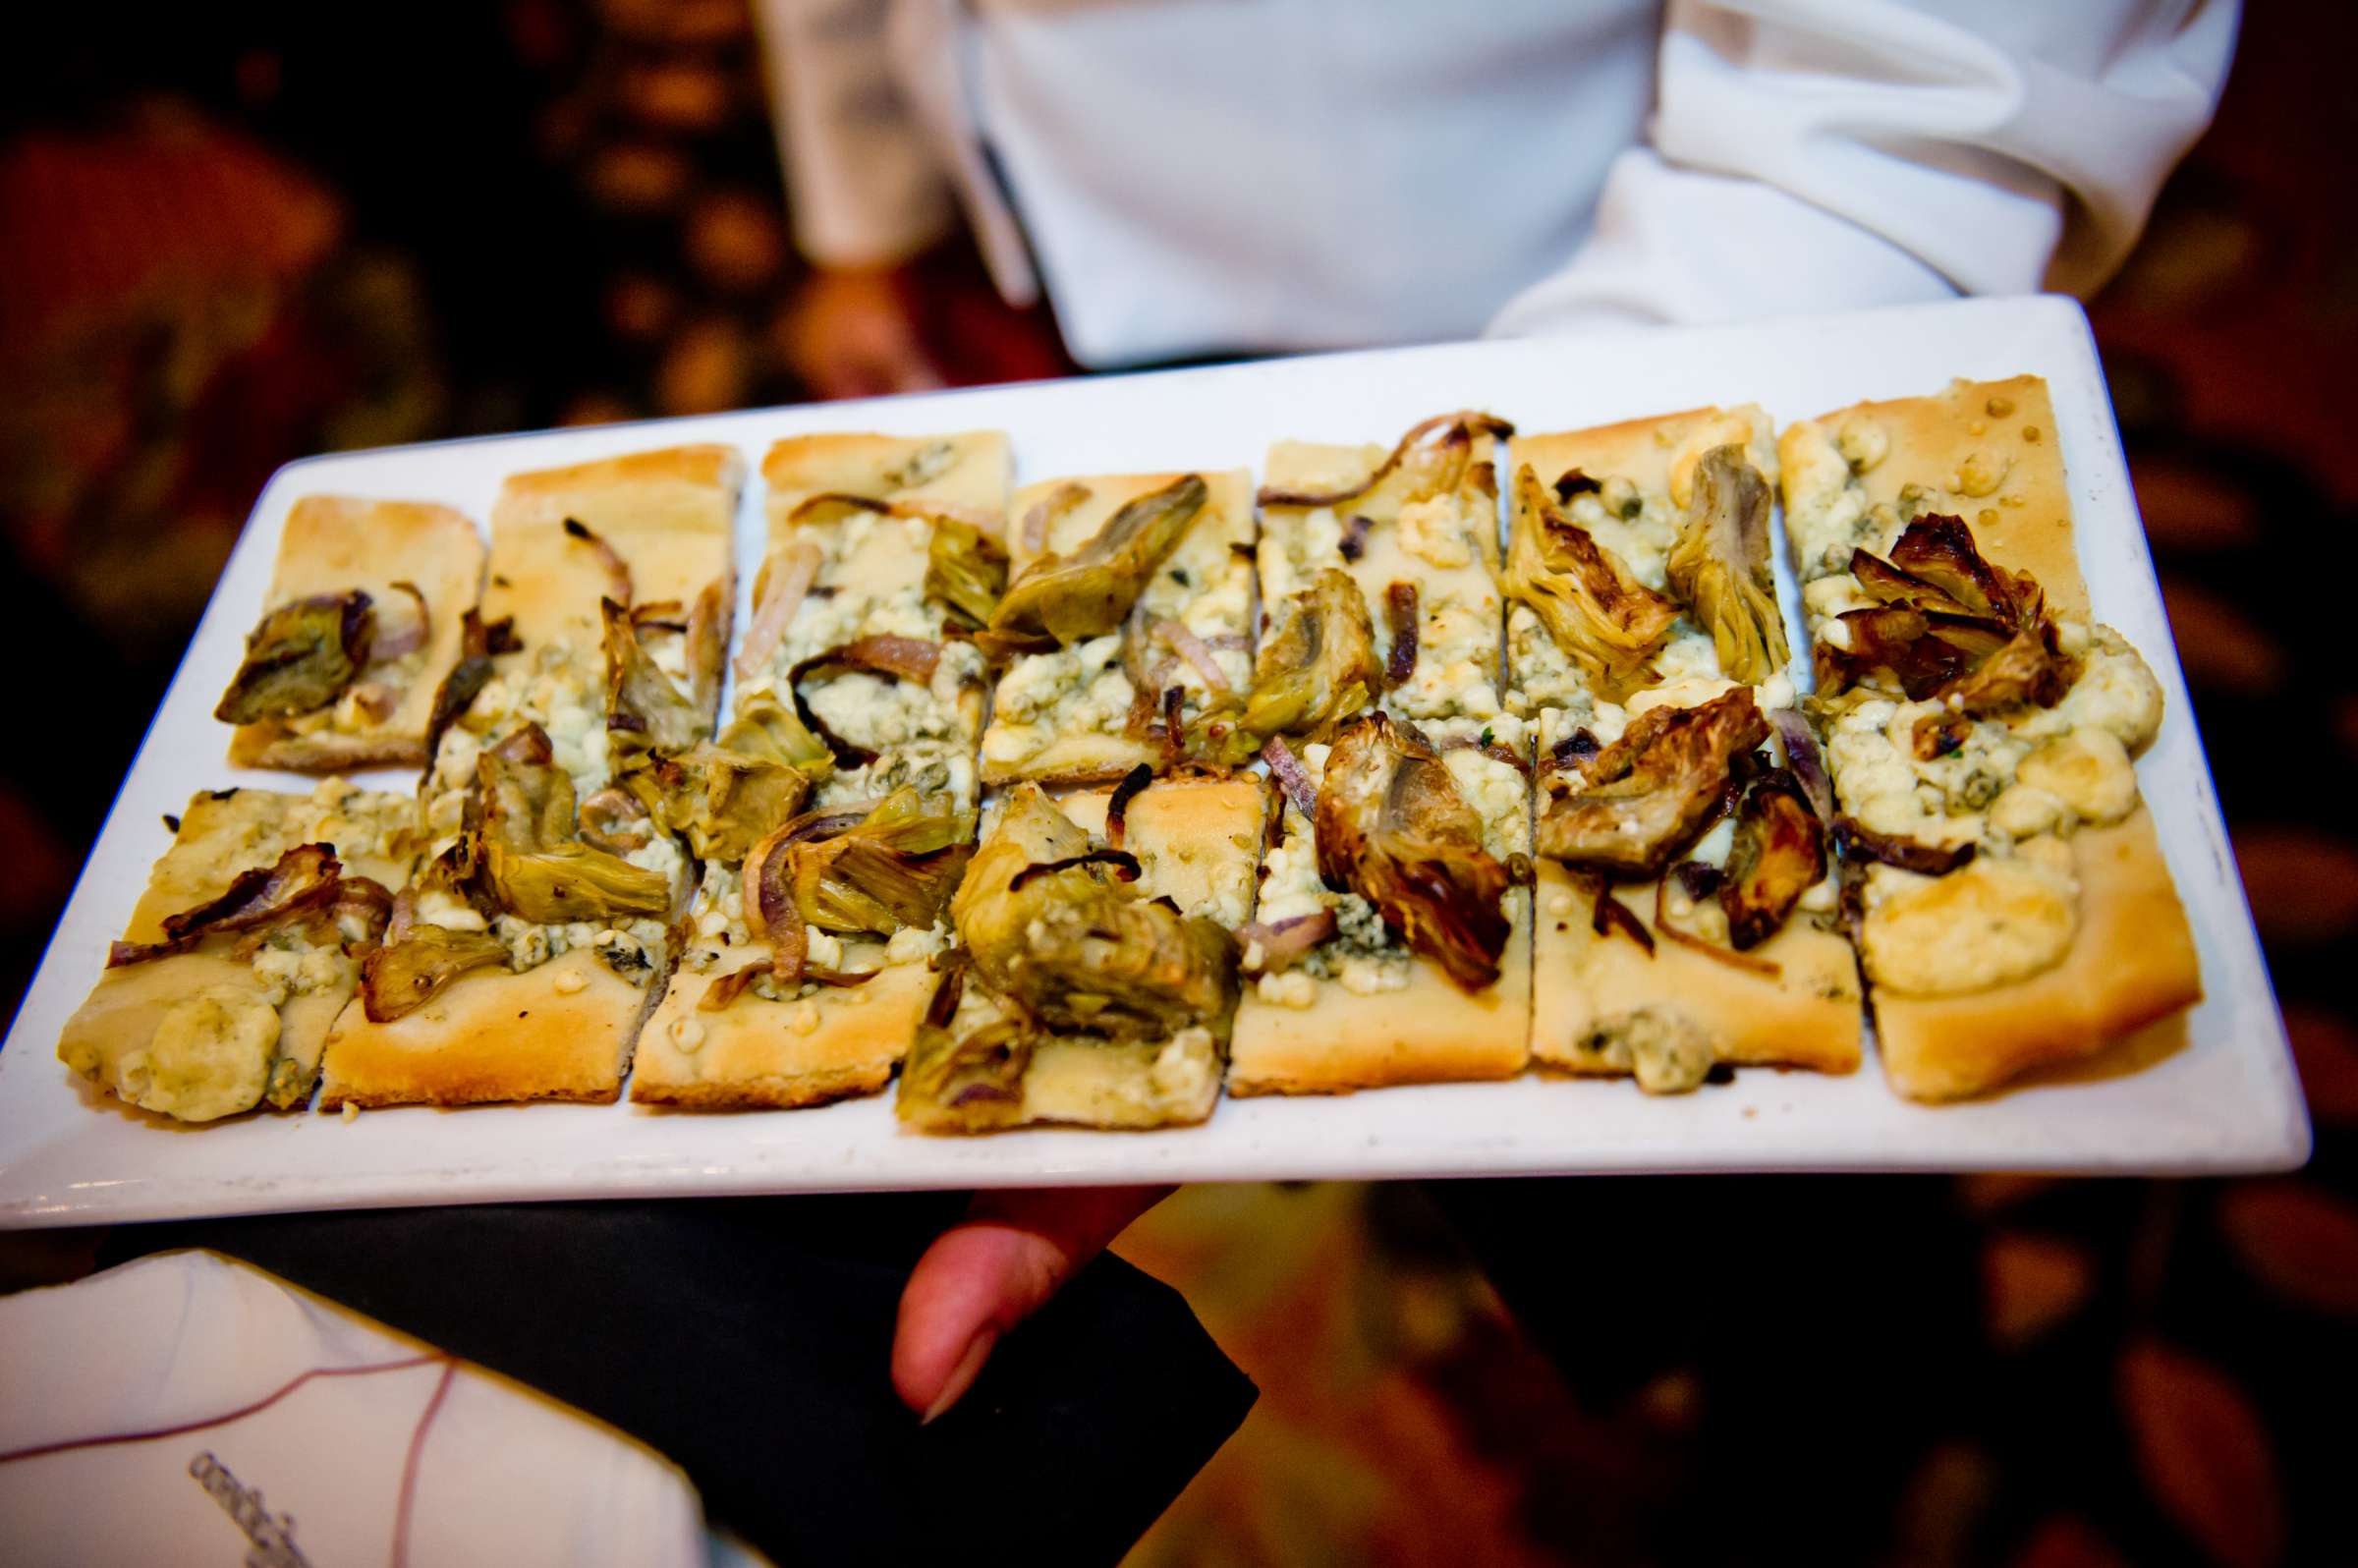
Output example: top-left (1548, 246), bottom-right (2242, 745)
top-left (1508, 407), bottom-right (1862, 1092)
top-left (1226, 414), bottom-right (1536, 1094)
top-left (219, 496), bottom-right (486, 770)
top-left (1779, 375), bottom-right (2201, 1099)
top-left (631, 431), bottom-right (1007, 1109)
top-left (58, 782), bottom-right (421, 1121)
top-left (899, 773), bottom-right (1263, 1132)
top-left (317, 445), bottom-right (741, 1107)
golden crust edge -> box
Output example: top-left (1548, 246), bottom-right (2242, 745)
top-left (1226, 904), bottom-right (1532, 1095)
top-left (1528, 868), bottom-right (1863, 1078)
top-left (1870, 806), bottom-right (2199, 1101)
top-left (629, 959), bottom-right (927, 1108)
top-left (317, 950), bottom-right (664, 1108)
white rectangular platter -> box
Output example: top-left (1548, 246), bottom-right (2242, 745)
top-left (0, 296), bottom-right (2311, 1227)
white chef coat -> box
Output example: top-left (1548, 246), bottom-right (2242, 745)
top-left (0, 1253), bottom-right (726, 1568)
top-left (756, 0), bottom-right (2235, 366)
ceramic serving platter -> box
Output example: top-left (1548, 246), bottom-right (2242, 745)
top-left (0, 295), bottom-right (2310, 1227)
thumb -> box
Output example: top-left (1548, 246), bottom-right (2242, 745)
top-left (892, 1185), bottom-right (1172, 1423)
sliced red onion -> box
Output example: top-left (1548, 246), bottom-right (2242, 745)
top-left (1768, 707), bottom-right (1834, 824)
top-left (1009, 850), bottom-right (1142, 892)
top-left (1020, 481), bottom-right (1089, 557)
top-left (1105, 763), bottom-right (1153, 848)
top-left (1153, 617), bottom-right (1231, 693)
top-left (347, 681), bottom-right (400, 723)
top-left (1239, 909), bottom-right (1337, 975)
top-left (735, 540), bottom-right (820, 682)
top-left (562, 517), bottom-right (633, 606)
top-left (788, 491), bottom-right (998, 531)
top-left (370, 581), bottom-right (430, 660)
top-left (1263, 736), bottom-right (1319, 820)
top-left (786, 636), bottom-right (945, 764)
top-left (1383, 582), bottom-right (1419, 690)
top-left (1834, 816), bottom-right (1976, 876)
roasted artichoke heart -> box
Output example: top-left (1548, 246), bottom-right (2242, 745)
top-left (752, 787), bottom-right (973, 938)
top-left (477, 723), bottom-right (671, 923)
top-left (1718, 766), bottom-right (1826, 950)
top-left (484, 843), bottom-right (671, 926)
top-left (925, 517), bottom-right (1010, 629)
top-left (1219, 568), bottom-right (1380, 762)
top-left (215, 591), bottom-right (375, 724)
top-left (900, 969), bottom-right (1033, 1129)
top-left (955, 785), bottom-right (1237, 1040)
top-left (740, 788), bottom-right (972, 987)
top-left (1537, 689), bottom-right (1768, 878)
top-left (630, 693), bottom-right (825, 865)
top-left (1665, 445), bottom-right (1789, 686)
top-left (1507, 465), bottom-right (1677, 700)
top-left (602, 595), bottom-right (707, 762)
top-left (1313, 712), bottom-right (1511, 992)
top-left (982, 475), bottom-right (1207, 655)
top-left (422, 608), bottom-right (520, 769)
top-left (360, 924), bottom-right (511, 1023)
top-left (1825, 514), bottom-right (2072, 711)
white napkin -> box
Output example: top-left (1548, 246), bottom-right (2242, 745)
top-left (0, 1251), bottom-right (718, 1567)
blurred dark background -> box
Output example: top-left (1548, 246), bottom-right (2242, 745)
top-left (0, 4), bottom-right (2353, 1564)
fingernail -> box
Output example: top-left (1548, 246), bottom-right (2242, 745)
top-left (920, 1328), bottom-right (997, 1426)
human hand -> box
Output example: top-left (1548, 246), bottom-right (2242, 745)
top-left (781, 264), bottom-right (946, 401)
top-left (892, 1185), bottom-right (1173, 1423)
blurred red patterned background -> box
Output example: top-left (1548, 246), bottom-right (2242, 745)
top-left (0, 4), bottom-right (2352, 1564)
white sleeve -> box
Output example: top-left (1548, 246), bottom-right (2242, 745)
top-left (753, 0), bottom-right (957, 268)
top-left (1491, 0), bottom-right (2237, 336)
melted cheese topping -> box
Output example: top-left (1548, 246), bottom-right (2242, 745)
top-left (1860, 852), bottom-right (2079, 996)
top-left (113, 987), bottom-right (281, 1122)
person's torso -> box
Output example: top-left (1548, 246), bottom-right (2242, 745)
top-left (954, 0), bottom-right (1662, 365)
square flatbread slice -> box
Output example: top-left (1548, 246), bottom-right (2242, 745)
top-left (980, 471), bottom-right (1256, 785)
top-left (1778, 375), bottom-right (2200, 1099)
top-left (58, 783), bottom-right (421, 1121)
top-left (1227, 721), bottom-right (1533, 1095)
top-left (745, 431), bottom-right (1007, 810)
top-left (630, 792), bottom-right (973, 1113)
top-left (746, 429), bottom-right (1010, 672)
top-left (480, 443), bottom-right (742, 694)
top-left (633, 933), bottom-right (942, 1111)
top-left (223, 496), bottom-right (486, 769)
top-left (899, 776), bottom-right (1264, 1132)
top-left (318, 445), bottom-right (741, 1108)
top-left (1258, 412), bottom-right (1509, 729)
top-left (1506, 409), bottom-right (1861, 1092)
